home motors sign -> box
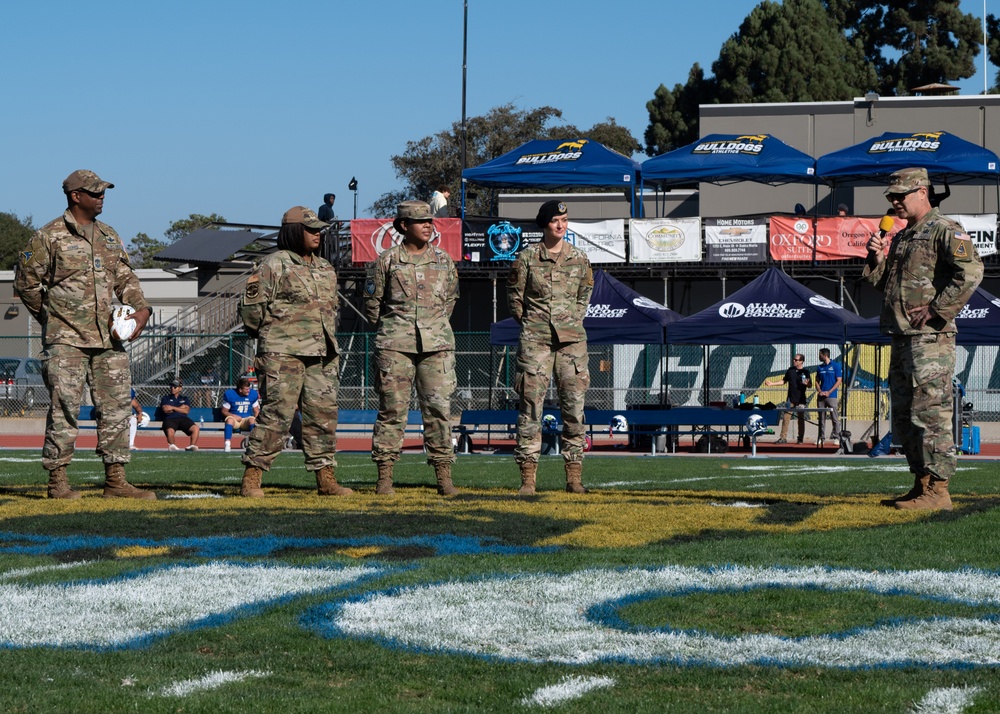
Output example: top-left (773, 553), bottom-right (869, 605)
top-left (718, 302), bottom-right (806, 319)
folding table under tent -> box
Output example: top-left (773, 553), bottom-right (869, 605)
top-left (460, 138), bottom-right (643, 218)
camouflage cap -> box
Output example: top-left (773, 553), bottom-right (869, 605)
top-left (393, 200), bottom-right (434, 233)
top-left (884, 167), bottom-right (931, 195)
top-left (63, 170), bottom-right (114, 194)
top-left (281, 206), bottom-right (328, 229)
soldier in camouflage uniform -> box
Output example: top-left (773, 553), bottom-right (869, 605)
top-left (507, 200), bottom-right (594, 495)
top-left (238, 206), bottom-right (352, 498)
top-left (13, 170), bottom-right (155, 499)
top-left (864, 167), bottom-right (983, 510)
top-left (364, 201), bottom-right (459, 496)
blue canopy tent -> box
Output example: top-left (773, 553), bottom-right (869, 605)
top-left (641, 133), bottom-right (819, 187)
top-left (461, 138), bottom-right (642, 218)
top-left (667, 267), bottom-right (866, 345)
top-left (816, 131), bottom-right (1000, 186)
top-left (640, 133), bottom-right (819, 218)
top-left (846, 287), bottom-right (1000, 346)
top-left (489, 270), bottom-right (681, 346)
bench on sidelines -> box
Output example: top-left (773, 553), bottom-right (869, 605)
top-left (455, 407), bottom-right (776, 455)
top-left (77, 406), bottom-right (227, 432)
top-left (584, 407), bottom-right (776, 454)
top-left (77, 406), bottom-right (424, 442)
top-left (452, 408), bottom-right (558, 455)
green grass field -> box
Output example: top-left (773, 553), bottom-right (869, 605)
top-left (2, 450), bottom-right (1000, 712)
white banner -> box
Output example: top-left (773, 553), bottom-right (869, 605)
top-left (946, 213), bottom-right (997, 258)
top-left (566, 219), bottom-right (626, 264)
top-left (628, 218), bottom-right (702, 262)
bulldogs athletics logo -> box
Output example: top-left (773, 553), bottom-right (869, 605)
top-left (693, 134), bottom-right (767, 155)
top-left (515, 139), bottom-right (589, 166)
top-left (487, 221), bottom-right (521, 261)
top-left (868, 131), bottom-right (943, 154)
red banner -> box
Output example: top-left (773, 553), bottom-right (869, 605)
top-left (769, 216), bottom-right (907, 261)
top-left (350, 218), bottom-right (463, 263)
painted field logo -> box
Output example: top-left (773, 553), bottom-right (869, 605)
top-left (643, 225), bottom-right (685, 252)
top-left (315, 565), bottom-right (1000, 668)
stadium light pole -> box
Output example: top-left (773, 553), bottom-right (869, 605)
top-left (461, 0), bottom-right (468, 171)
top-left (348, 177), bottom-right (358, 219)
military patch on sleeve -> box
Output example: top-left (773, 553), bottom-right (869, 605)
top-left (19, 251), bottom-right (32, 265)
top-left (244, 274), bottom-right (260, 299)
top-left (953, 233), bottom-right (971, 258)
top-left (365, 278), bottom-right (376, 295)
top-left (507, 268), bottom-right (519, 286)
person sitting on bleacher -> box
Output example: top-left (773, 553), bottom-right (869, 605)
top-left (221, 377), bottom-right (260, 453)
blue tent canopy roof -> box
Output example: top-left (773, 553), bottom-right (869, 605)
top-left (847, 287), bottom-right (1000, 346)
top-left (462, 138), bottom-right (640, 189)
top-left (816, 131), bottom-right (1000, 185)
top-left (667, 267), bottom-right (865, 345)
top-left (641, 133), bottom-right (818, 187)
top-left (490, 270), bottom-right (680, 346)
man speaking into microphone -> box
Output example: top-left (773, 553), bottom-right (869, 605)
top-left (863, 167), bottom-right (983, 511)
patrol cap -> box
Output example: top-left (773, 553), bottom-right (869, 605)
top-left (393, 200), bottom-right (434, 233)
top-left (535, 200), bottom-right (568, 228)
top-left (884, 167), bottom-right (931, 195)
top-left (281, 206), bottom-right (328, 229)
top-left (63, 170), bottom-right (114, 194)
top-left (170, 379), bottom-right (183, 388)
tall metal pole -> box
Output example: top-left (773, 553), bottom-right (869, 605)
top-left (461, 0), bottom-right (468, 171)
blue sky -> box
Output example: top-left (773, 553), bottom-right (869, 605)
top-left (1, 0), bottom-right (996, 244)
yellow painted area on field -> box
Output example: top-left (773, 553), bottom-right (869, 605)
top-left (0, 486), bottom-right (941, 551)
top-left (114, 545), bottom-right (171, 558)
top-left (336, 546), bottom-right (384, 559)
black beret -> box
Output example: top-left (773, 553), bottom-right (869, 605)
top-left (535, 200), bottom-right (568, 228)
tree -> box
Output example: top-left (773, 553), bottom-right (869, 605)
top-left (824, 0), bottom-right (982, 95)
top-left (987, 13), bottom-right (1000, 92)
top-left (0, 212), bottom-right (34, 271)
top-left (371, 103), bottom-right (642, 217)
top-left (164, 213), bottom-right (227, 244)
top-left (127, 232), bottom-right (168, 269)
top-left (645, 0), bottom-right (982, 155)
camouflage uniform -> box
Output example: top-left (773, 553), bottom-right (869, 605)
top-left (14, 208), bottom-right (149, 471)
top-left (364, 241), bottom-right (459, 466)
top-left (507, 242), bottom-right (594, 464)
top-left (864, 194), bottom-right (983, 484)
top-left (240, 248), bottom-right (341, 473)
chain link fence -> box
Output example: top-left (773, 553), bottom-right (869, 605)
top-left (0, 335), bottom-right (995, 434)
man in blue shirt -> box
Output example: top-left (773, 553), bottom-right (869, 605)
top-left (816, 348), bottom-right (842, 442)
top-left (221, 377), bottom-right (260, 453)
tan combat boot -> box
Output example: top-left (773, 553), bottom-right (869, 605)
top-left (375, 462), bottom-right (395, 495)
top-left (881, 473), bottom-right (930, 507)
top-left (895, 477), bottom-right (952, 511)
top-left (434, 463), bottom-right (459, 496)
top-left (316, 466), bottom-right (353, 496)
top-left (241, 466), bottom-right (265, 498)
top-left (518, 461), bottom-right (537, 496)
top-left (565, 461), bottom-right (588, 494)
top-left (103, 463), bottom-right (156, 500)
top-left (47, 466), bottom-right (82, 500)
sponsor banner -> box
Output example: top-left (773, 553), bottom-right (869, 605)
top-left (461, 219), bottom-right (541, 262)
top-left (769, 216), bottom-right (909, 261)
top-left (350, 218), bottom-right (463, 263)
top-left (568, 219), bottom-right (626, 264)
top-left (705, 217), bottom-right (767, 262)
top-left (946, 214), bottom-right (997, 258)
top-left (629, 218), bottom-right (701, 262)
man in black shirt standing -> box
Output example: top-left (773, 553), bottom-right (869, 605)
top-left (765, 354), bottom-right (812, 444)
